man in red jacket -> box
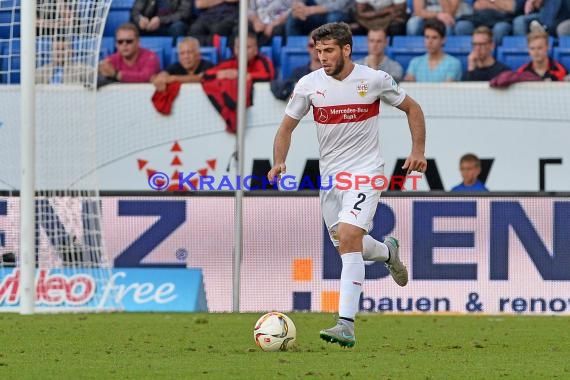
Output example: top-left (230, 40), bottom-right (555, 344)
top-left (201, 32), bottom-right (275, 133)
top-left (202, 32), bottom-right (275, 82)
top-left (516, 29), bottom-right (567, 81)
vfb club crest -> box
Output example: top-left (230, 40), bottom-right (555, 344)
top-left (357, 80), bottom-right (368, 97)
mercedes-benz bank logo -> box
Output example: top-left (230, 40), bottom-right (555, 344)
top-left (317, 108), bottom-right (329, 123)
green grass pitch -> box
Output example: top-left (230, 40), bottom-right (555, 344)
top-left (0, 313), bottom-right (569, 379)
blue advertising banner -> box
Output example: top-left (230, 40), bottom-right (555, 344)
top-left (0, 268), bottom-right (207, 312)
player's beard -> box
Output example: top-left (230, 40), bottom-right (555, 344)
top-left (328, 55), bottom-right (345, 77)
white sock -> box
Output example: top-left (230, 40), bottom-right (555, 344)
top-left (338, 252), bottom-right (365, 321)
top-left (362, 235), bottom-right (389, 262)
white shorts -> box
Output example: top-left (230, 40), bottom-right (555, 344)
top-left (320, 180), bottom-right (383, 247)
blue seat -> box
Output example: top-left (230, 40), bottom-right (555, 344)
top-left (391, 36), bottom-right (425, 71)
top-left (270, 36), bottom-right (283, 67)
top-left (103, 9), bottom-right (130, 37)
top-left (110, 0), bottom-right (134, 10)
top-left (0, 10), bottom-right (20, 39)
top-left (500, 35), bottom-right (554, 51)
top-left (352, 49), bottom-right (368, 62)
top-left (285, 35), bottom-right (308, 49)
top-left (200, 46), bottom-right (218, 65)
top-left (0, 0), bottom-right (21, 7)
top-left (391, 36), bottom-right (424, 50)
top-left (444, 36), bottom-right (472, 72)
top-left (553, 47), bottom-right (570, 72)
top-left (444, 36), bottom-right (472, 51)
top-left (260, 45), bottom-right (273, 64)
top-left (139, 36), bottom-right (172, 68)
top-left (558, 36), bottom-right (570, 49)
top-left (352, 35), bottom-right (368, 51)
top-left (0, 40), bottom-right (20, 83)
top-left (214, 35), bottom-right (231, 61)
top-left (496, 47), bottom-right (528, 70)
top-left (280, 47), bottom-right (309, 79)
top-left (391, 50), bottom-right (425, 72)
top-left (99, 36), bottom-right (116, 59)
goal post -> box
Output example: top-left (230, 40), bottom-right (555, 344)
top-left (19, 0), bottom-right (36, 314)
top-left (0, 0), bottom-right (119, 313)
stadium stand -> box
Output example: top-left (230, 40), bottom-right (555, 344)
top-left (260, 45), bottom-right (273, 63)
top-left (271, 36), bottom-right (283, 66)
top-left (553, 36), bottom-right (570, 72)
top-left (390, 35), bottom-right (425, 71)
top-left (110, 0), bottom-right (135, 10)
top-left (279, 47), bottom-right (308, 79)
top-left (284, 35), bottom-right (307, 49)
top-left (0, 39), bottom-right (19, 83)
top-left (100, 36), bottom-right (116, 57)
top-left (138, 36), bottom-right (172, 68)
top-left (497, 36), bottom-right (555, 70)
top-left (0, 7), bottom-right (20, 38)
top-left (444, 36), bottom-right (473, 72)
top-left (103, 9), bottom-right (130, 37)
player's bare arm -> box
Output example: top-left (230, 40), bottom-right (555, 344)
top-left (396, 95), bottom-right (427, 174)
top-left (268, 115), bottom-right (300, 184)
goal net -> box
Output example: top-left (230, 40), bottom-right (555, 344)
top-left (0, 0), bottom-right (121, 312)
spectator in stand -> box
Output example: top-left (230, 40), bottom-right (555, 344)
top-left (406, 0), bottom-right (473, 36)
top-left (451, 153), bottom-right (489, 192)
top-left (36, 0), bottom-right (76, 35)
top-left (285, 0), bottom-right (354, 36)
top-left (98, 23), bottom-right (161, 85)
top-left (463, 26), bottom-right (510, 81)
top-left (354, 0), bottom-right (408, 36)
top-left (404, 18), bottom-right (462, 82)
top-left (152, 37), bottom-right (214, 91)
top-left (202, 32), bottom-right (275, 82)
top-left (270, 35), bottom-right (321, 100)
top-left (559, 20), bottom-right (570, 36)
top-left (355, 28), bottom-right (403, 82)
top-left (557, 0), bottom-right (570, 35)
top-left (248, 0), bottom-right (292, 46)
top-left (188, 0), bottom-right (239, 46)
top-left (130, 0), bottom-right (192, 43)
top-left (36, 38), bottom-right (92, 84)
top-left (455, 0), bottom-right (519, 45)
top-left (201, 32), bottom-right (274, 133)
top-left (513, 0), bottom-right (570, 36)
top-left (516, 29), bottom-right (567, 80)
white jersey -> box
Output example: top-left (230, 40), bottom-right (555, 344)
top-left (285, 64), bottom-right (406, 178)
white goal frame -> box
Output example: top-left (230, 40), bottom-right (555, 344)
top-left (19, 0), bottom-right (37, 315)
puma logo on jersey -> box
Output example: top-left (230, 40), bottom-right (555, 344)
top-left (316, 90), bottom-right (326, 98)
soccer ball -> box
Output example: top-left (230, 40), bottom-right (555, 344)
top-left (253, 312), bottom-right (296, 352)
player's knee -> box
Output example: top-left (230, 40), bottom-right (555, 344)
top-left (337, 223), bottom-right (365, 253)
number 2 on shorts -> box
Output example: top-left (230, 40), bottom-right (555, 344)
top-left (353, 193), bottom-right (366, 211)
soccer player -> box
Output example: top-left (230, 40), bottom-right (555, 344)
top-left (267, 22), bottom-right (427, 348)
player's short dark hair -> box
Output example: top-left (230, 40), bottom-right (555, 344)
top-left (424, 18), bottom-right (446, 38)
top-left (460, 153), bottom-right (481, 167)
top-left (311, 22), bottom-right (353, 52)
